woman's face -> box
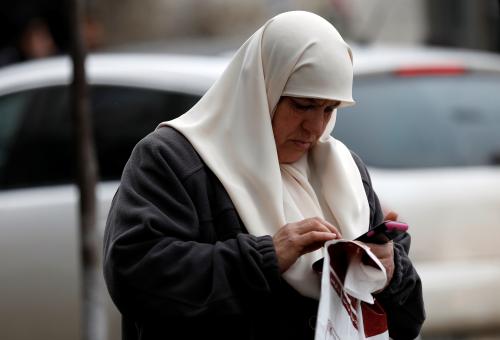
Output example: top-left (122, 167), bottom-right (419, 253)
top-left (272, 97), bottom-right (340, 164)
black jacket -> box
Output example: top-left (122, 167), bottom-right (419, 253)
top-left (103, 127), bottom-right (425, 340)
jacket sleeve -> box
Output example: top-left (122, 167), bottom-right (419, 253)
top-left (351, 152), bottom-right (426, 340)
top-left (103, 132), bottom-right (281, 321)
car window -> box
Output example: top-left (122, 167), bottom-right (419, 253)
top-left (334, 72), bottom-right (500, 168)
top-left (0, 85), bottom-right (199, 190)
top-left (0, 91), bottom-right (31, 174)
top-left (91, 86), bottom-right (199, 181)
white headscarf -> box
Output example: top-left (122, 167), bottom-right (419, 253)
top-left (158, 11), bottom-right (369, 299)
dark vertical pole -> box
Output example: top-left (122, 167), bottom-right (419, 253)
top-left (425, 0), bottom-right (500, 51)
top-left (68, 0), bottom-right (106, 339)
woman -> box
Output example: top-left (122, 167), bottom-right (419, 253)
top-left (104, 11), bottom-right (425, 340)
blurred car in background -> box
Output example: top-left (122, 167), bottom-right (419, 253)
top-left (0, 53), bottom-right (227, 340)
top-left (338, 46), bottom-right (500, 336)
top-left (0, 46), bottom-right (499, 339)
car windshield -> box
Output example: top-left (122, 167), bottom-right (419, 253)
top-left (334, 72), bottom-right (500, 168)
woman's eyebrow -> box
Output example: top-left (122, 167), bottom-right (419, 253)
top-left (295, 98), bottom-right (321, 105)
top-left (294, 98), bottom-right (340, 107)
top-left (311, 99), bottom-right (339, 106)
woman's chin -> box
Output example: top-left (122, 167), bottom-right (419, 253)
top-left (279, 151), bottom-right (307, 164)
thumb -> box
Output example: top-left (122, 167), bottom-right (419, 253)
top-left (384, 210), bottom-right (399, 221)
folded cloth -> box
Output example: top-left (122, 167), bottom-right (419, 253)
top-left (343, 241), bottom-right (387, 303)
top-left (315, 239), bottom-right (389, 340)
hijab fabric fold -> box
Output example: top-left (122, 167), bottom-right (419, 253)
top-left (159, 11), bottom-right (369, 299)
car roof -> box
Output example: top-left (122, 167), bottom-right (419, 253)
top-left (352, 45), bottom-right (500, 75)
top-left (0, 53), bottom-right (230, 96)
top-left (1, 46), bottom-right (500, 96)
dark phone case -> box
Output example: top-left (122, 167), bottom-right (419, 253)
top-left (355, 220), bottom-right (408, 244)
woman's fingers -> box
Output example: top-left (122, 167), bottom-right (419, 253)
top-left (295, 217), bottom-right (342, 238)
top-left (382, 205), bottom-right (399, 221)
top-left (367, 241), bottom-right (393, 259)
top-left (365, 241), bottom-right (395, 287)
top-left (299, 231), bottom-right (338, 253)
top-left (273, 217), bottom-right (341, 273)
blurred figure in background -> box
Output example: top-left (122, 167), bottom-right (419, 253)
top-left (0, 0), bottom-right (65, 66)
top-left (0, 0), bottom-right (103, 67)
top-left (16, 18), bottom-right (57, 60)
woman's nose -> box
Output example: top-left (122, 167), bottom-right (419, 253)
top-left (302, 112), bottom-right (326, 136)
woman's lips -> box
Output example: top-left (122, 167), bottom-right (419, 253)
top-left (292, 140), bottom-right (312, 150)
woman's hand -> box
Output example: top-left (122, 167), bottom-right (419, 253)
top-left (272, 217), bottom-right (341, 273)
top-left (364, 240), bottom-right (395, 290)
top-left (375, 207), bottom-right (398, 288)
top-left (383, 207), bottom-right (399, 221)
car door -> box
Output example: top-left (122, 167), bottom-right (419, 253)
top-left (0, 87), bottom-right (82, 340)
top-left (334, 71), bottom-right (500, 333)
top-left (0, 83), bottom-right (200, 340)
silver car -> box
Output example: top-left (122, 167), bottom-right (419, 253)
top-left (0, 53), bottom-right (227, 340)
top-left (1, 46), bottom-right (499, 339)
top-left (341, 46), bottom-right (500, 335)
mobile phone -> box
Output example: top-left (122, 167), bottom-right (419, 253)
top-left (312, 221), bottom-right (408, 272)
top-left (355, 220), bottom-right (408, 244)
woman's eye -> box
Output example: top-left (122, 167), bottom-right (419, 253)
top-left (293, 102), bottom-right (314, 111)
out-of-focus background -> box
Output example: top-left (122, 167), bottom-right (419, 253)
top-left (1, 0), bottom-right (500, 62)
top-left (1, 1), bottom-right (499, 339)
